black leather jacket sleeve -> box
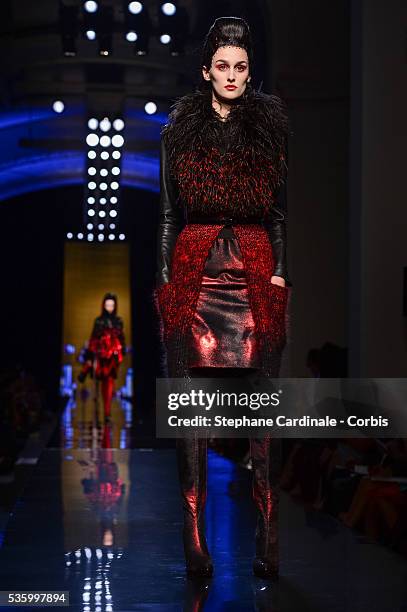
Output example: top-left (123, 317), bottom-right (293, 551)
top-left (156, 137), bottom-right (184, 288)
top-left (263, 148), bottom-right (293, 287)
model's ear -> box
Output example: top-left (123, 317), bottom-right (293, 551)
top-left (202, 65), bottom-right (210, 81)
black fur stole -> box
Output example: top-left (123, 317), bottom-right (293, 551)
top-left (161, 86), bottom-right (291, 218)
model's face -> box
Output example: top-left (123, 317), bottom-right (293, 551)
top-left (104, 299), bottom-right (115, 313)
top-left (202, 46), bottom-right (250, 101)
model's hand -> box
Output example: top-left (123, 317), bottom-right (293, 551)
top-left (270, 275), bottom-right (286, 287)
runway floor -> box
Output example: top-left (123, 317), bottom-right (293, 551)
top-left (0, 398), bottom-right (406, 611)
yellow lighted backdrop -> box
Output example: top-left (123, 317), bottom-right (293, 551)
top-left (62, 241), bottom-right (132, 390)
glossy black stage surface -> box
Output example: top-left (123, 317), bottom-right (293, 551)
top-left (0, 398), bottom-right (407, 611)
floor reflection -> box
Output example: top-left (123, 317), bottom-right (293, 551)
top-left (61, 384), bottom-right (133, 449)
top-left (64, 547), bottom-right (123, 612)
top-left (0, 447), bottom-right (406, 611)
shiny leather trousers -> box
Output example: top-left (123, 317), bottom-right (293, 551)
top-left (176, 367), bottom-right (281, 578)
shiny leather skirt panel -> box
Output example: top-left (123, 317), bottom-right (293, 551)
top-left (188, 228), bottom-right (260, 369)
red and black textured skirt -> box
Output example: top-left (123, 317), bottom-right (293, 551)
top-left (188, 226), bottom-right (261, 369)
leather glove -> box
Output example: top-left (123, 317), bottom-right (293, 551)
top-left (263, 146), bottom-right (293, 287)
top-left (156, 137), bottom-right (184, 287)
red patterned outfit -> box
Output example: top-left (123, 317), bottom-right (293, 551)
top-left (81, 310), bottom-right (126, 417)
top-left (155, 87), bottom-right (292, 379)
top-left (154, 85), bottom-right (293, 579)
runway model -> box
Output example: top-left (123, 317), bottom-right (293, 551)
top-left (155, 17), bottom-right (292, 578)
top-left (78, 293), bottom-right (126, 423)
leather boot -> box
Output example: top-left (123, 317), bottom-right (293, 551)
top-left (176, 433), bottom-right (213, 577)
top-left (250, 435), bottom-right (281, 579)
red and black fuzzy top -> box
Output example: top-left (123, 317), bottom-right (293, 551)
top-left (85, 314), bottom-right (126, 362)
top-left (161, 86), bottom-right (291, 219)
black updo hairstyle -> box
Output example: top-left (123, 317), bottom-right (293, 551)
top-left (198, 16), bottom-right (254, 95)
top-left (101, 292), bottom-right (118, 316)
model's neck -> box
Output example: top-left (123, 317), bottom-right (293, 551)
top-left (211, 92), bottom-right (231, 119)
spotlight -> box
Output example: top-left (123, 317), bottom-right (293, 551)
top-left (98, 233), bottom-right (105, 241)
top-left (108, 234), bottom-right (115, 240)
top-left (83, 0), bottom-right (98, 44)
top-left (87, 233), bottom-right (94, 241)
top-left (128, 2), bottom-right (143, 14)
top-left (158, 4), bottom-right (188, 55)
top-left (161, 3), bottom-right (176, 16)
top-left (100, 118), bottom-right (111, 132)
top-left (100, 135), bottom-right (111, 147)
top-left (84, 110), bottom-right (123, 242)
top-left (119, 234), bottom-right (125, 240)
top-left (86, 133), bottom-right (99, 146)
top-left (113, 119), bottom-right (125, 131)
top-left (111, 135), bottom-right (124, 147)
top-left (67, 232), bottom-right (73, 239)
top-left (78, 232), bottom-right (84, 239)
top-left (53, 100), bottom-right (65, 113)
top-left (125, 0), bottom-right (151, 54)
top-left (84, 1), bottom-right (98, 13)
top-left (144, 101), bottom-right (157, 115)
